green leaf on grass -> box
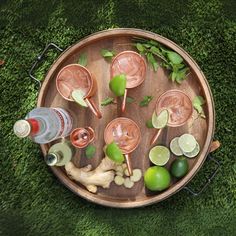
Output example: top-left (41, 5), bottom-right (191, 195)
top-left (101, 97), bottom-right (114, 106)
top-left (78, 53), bottom-right (87, 67)
top-left (85, 144), bottom-right (96, 158)
top-left (139, 96), bottom-right (153, 107)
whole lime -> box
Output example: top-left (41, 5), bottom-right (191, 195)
top-left (170, 156), bottom-right (189, 178)
top-left (144, 166), bottom-right (171, 191)
top-left (109, 74), bottom-right (126, 96)
top-left (105, 142), bottom-right (124, 163)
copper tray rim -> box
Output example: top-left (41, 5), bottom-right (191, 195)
top-left (37, 28), bottom-right (215, 208)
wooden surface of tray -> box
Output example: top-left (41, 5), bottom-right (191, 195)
top-left (37, 29), bottom-right (215, 208)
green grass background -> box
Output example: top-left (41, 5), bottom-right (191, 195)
top-left (0, 0), bottom-right (235, 235)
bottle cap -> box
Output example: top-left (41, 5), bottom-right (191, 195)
top-left (45, 153), bottom-right (59, 166)
top-left (13, 120), bottom-right (31, 138)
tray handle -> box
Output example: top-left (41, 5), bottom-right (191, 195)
top-left (29, 43), bottom-right (63, 88)
top-left (183, 140), bottom-right (221, 196)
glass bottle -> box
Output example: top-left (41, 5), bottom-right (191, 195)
top-left (13, 107), bottom-right (73, 144)
top-left (45, 139), bottom-right (75, 166)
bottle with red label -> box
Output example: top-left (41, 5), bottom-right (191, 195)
top-left (13, 107), bottom-right (73, 144)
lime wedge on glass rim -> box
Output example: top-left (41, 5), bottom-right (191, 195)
top-left (183, 142), bottom-right (200, 158)
top-left (149, 145), bottom-right (170, 166)
top-left (170, 137), bottom-right (183, 156)
top-left (71, 89), bottom-right (88, 107)
top-left (152, 109), bottom-right (169, 129)
top-left (178, 134), bottom-right (197, 153)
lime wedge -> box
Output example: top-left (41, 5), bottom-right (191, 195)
top-left (170, 137), bottom-right (183, 156)
top-left (149, 145), bottom-right (170, 166)
top-left (109, 74), bottom-right (126, 97)
top-left (178, 134), bottom-right (196, 153)
top-left (106, 142), bottom-right (124, 163)
top-left (71, 89), bottom-right (88, 107)
top-left (183, 142), bottom-right (200, 158)
top-left (152, 109), bottom-right (169, 129)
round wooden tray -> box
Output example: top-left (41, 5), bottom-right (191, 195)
top-left (37, 28), bottom-right (215, 208)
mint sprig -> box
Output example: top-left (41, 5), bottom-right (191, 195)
top-left (139, 96), bottom-right (153, 107)
top-left (134, 38), bottom-right (189, 84)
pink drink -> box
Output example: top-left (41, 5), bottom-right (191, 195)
top-left (111, 51), bottom-right (146, 88)
top-left (104, 118), bottom-right (140, 153)
top-left (156, 90), bottom-right (193, 127)
top-left (56, 64), bottom-right (91, 100)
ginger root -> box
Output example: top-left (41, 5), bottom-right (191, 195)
top-left (65, 156), bottom-right (117, 193)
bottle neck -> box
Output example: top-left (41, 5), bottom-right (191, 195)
top-left (26, 118), bottom-right (40, 135)
top-left (45, 151), bottom-right (62, 166)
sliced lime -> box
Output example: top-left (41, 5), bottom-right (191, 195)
top-left (183, 142), bottom-right (200, 158)
top-left (152, 109), bottom-right (169, 129)
top-left (170, 137), bottom-right (183, 156)
top-left (149, 145), bottom-right (170, 166)
top-left (178, 134), bottom-right (196, 153)
top-left (71, 89), bottom-right (88, 107)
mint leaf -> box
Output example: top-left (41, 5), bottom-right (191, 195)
top-left (136, 43), bottom-right (145, 52)
top-left (150, 46), bottom-right (161, 55)
top-left (126, 96), bottom-right (135, 103)
top-left (101, 97), bottom-right (114, 106)
top-left (149, 40), bottom-right (159, 46)
top-left (101, 49), bottom-right (115, 59)
top-left (146, 119), bottom-right (154, 128)
top-left (167, 52), bottom-right (183, 64)
top-left (193, 96), bottom-right (205, 106)
top-left (139, 96), bottom-right (153, 107)
top-left (78, 53), bottom-right (87, 67)
top-left (193, 96), bottom-right (206, 118)
top-left (85, 144), bottom-right (96, 158)
top-left (171, 72), bottom-right (177, 82)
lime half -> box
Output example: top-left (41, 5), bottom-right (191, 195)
top-left (183, 142), bottom-right (200, 158)
top-left (71, 89), bottom-right (88, 107)
top-left (170, 137), bottom-right (183, 156)
top-left (149, 145), bottom-right (170, 166)
top-left (178, 134), bottom-right (196, 153)
top-left (152, 109), bottom-right (169, 129)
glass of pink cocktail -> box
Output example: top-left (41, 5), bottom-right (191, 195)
top-left (150, 90), bottom-right (193, 145)
top-left (104, 117), bottom-right (141, 176)
top-left (56, 64), bottom-right (102, 119)
top-left (111, 51), bottom-right (146, 112)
